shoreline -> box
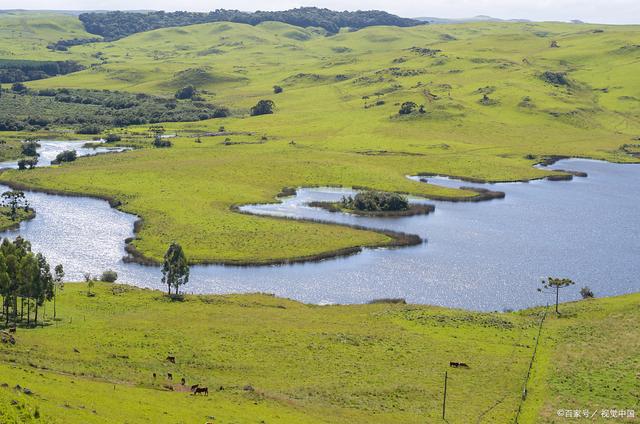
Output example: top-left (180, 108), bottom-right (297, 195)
top-left (56, 281), bottom-right (640, 312)
top-left (0, 155), bottom-right (634, 267)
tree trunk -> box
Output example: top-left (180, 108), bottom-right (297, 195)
top-left (20, 297), bottom-right (24, 322)
top-left (27, 298), bottom-right (30, 326)
top-left (53, 287), bottom-right (57, 319)
top-left (34, 304), bottom-right (38, 327)
top-left (555, 286), bottom-right (559, 314)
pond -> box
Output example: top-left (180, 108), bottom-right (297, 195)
top-left (0, 142), bottom-right (638, 311)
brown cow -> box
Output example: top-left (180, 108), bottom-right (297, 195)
top-left (193, 387), bottom-right (208, 396)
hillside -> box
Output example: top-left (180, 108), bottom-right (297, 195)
top-left (0, 283), bottom-right (637, 423)
top-left (0, 18), bottom-right (637, 264)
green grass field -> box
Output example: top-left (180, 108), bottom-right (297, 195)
top-left (0, 13), bottom-right (638, 423)
top-left (0, 13), bottom-right (639, 263)
top-left (0, 284), bottom-right (637, 423)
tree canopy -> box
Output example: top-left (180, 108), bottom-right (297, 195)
top-left (79, 8), bottom-right (425, 40)
top-left (0, 237), bottom-right (59, 327)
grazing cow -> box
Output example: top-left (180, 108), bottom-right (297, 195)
top-left (190, 384), bottom-right (199, 392)
top-left (180, 377), bottom-right (186, 385)
top-left (193, 387), bottom-right (208, 396)
top-left (167, 373), bottom-right (172, 380)
top-left (166, 355), bottom-right (176, 364)
top-left (152, 373), bottom-right (156, 379)
top-left (449, 361), bottom-right (470, 368)
top-left (8, 328), bottom-right (16, 334)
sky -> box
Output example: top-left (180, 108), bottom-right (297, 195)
top-left (1, 0), bottom-right (639, 25)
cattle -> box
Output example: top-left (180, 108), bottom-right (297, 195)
top-left (152, 373), bottom-right (156, 379)
top-left (8, 328), bottom-right (16, 334)
top-left (167, 373), bottom-right (173, 380)
top-left (190, 384), bottom-right (199, 392)
top-left (193, 387), bottom-right (208, 396)
top-left (166, 355), bottom-right (176, 364)
top-left (180, 377), bottom-right (186, 385)
top-left (449, 361), bottom-right (470, 368)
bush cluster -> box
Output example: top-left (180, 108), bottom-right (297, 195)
top-left (341, 191), bottom-right (409, 211)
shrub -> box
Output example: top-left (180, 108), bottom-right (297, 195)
top-left (104, 133), bottom-right (121, 143)
top-left (273, 85), bottom-right (283, 94)
top-left (11, 82), bottom-right (27, 93)
top-left (398, 101), bottom-right (417, 115)
top-left (76, 125), bottom-right (101, 135)
top-left (54, 150), bottom-right (77, 163)
top-left (17, 158), bottom-right (38, 170)
top-left (175, 85), bottom-right (197, 100)
top-left (152, 136), bottom-right (172, 148)
top-left (541, 71), bottom-right (569, 86)
top-left (100, 269), bottom-right (118, 282)
top-left (342, 191), bottom-right (409, 211)
top-left (250, 100), bottom-right (275, 116)
top-left (580, 286), bottom-right (594, 299)
top-left (21, 141), bottom-right (39, 157)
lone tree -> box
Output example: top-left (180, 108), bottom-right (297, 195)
top-left (250, 100), bottom-right (275, 116)
top-left (161, 242), bottom-right (189, 296)
top-left (539, 277), bottom-right (575, 314)
top-left (53, 264), bottom-right (64, 319)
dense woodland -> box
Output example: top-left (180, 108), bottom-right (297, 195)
top-left (0, 87), bottom-right (229, 131)
top-left (79, 7), bottom-right (424, 40)
top-left (0, 59), bottom-right (84, 83)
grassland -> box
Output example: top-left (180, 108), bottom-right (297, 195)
top-left (0, 13), bottom-right (639, 263)
top-left (0, 284), bottom-right (637, 423)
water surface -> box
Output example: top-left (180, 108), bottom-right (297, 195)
top-left (0, 144), bottom-right (638, 311)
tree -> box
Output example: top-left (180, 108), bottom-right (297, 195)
top-left (250, 100), bottom-right (275, 116)
top-left (53, 150), bottom-right (77, 164)
top-left (1, 190), bottom-right (29, 221)
top-left (161, 242), bottom-right (189, 296)
top-left (53, 264), bottom-right (64, 319)
top-left (17, 158), bottom-right (38, 170)
top-left (33, 253), bottom-right (53, 326)
top-left (21, 141), bottom-right (39, 157)
top-left (398, 101), bottom-right (417, 115)
top-left (539, 277), bottom-right (575, 314)
top-left (175, 85), bottom-right (197, 100)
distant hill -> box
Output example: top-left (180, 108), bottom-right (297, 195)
top-left (416, 15), bottom-right (531, 24)
top-left (79, 8), bottom-right (426, 40)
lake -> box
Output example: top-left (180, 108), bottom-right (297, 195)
top-left (1, 142), bottom-right (638, 310)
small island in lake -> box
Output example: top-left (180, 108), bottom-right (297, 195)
top-left (309, 190), bottom-right (434, 217)
top-left (0, 190), bottom-right (36, 231)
